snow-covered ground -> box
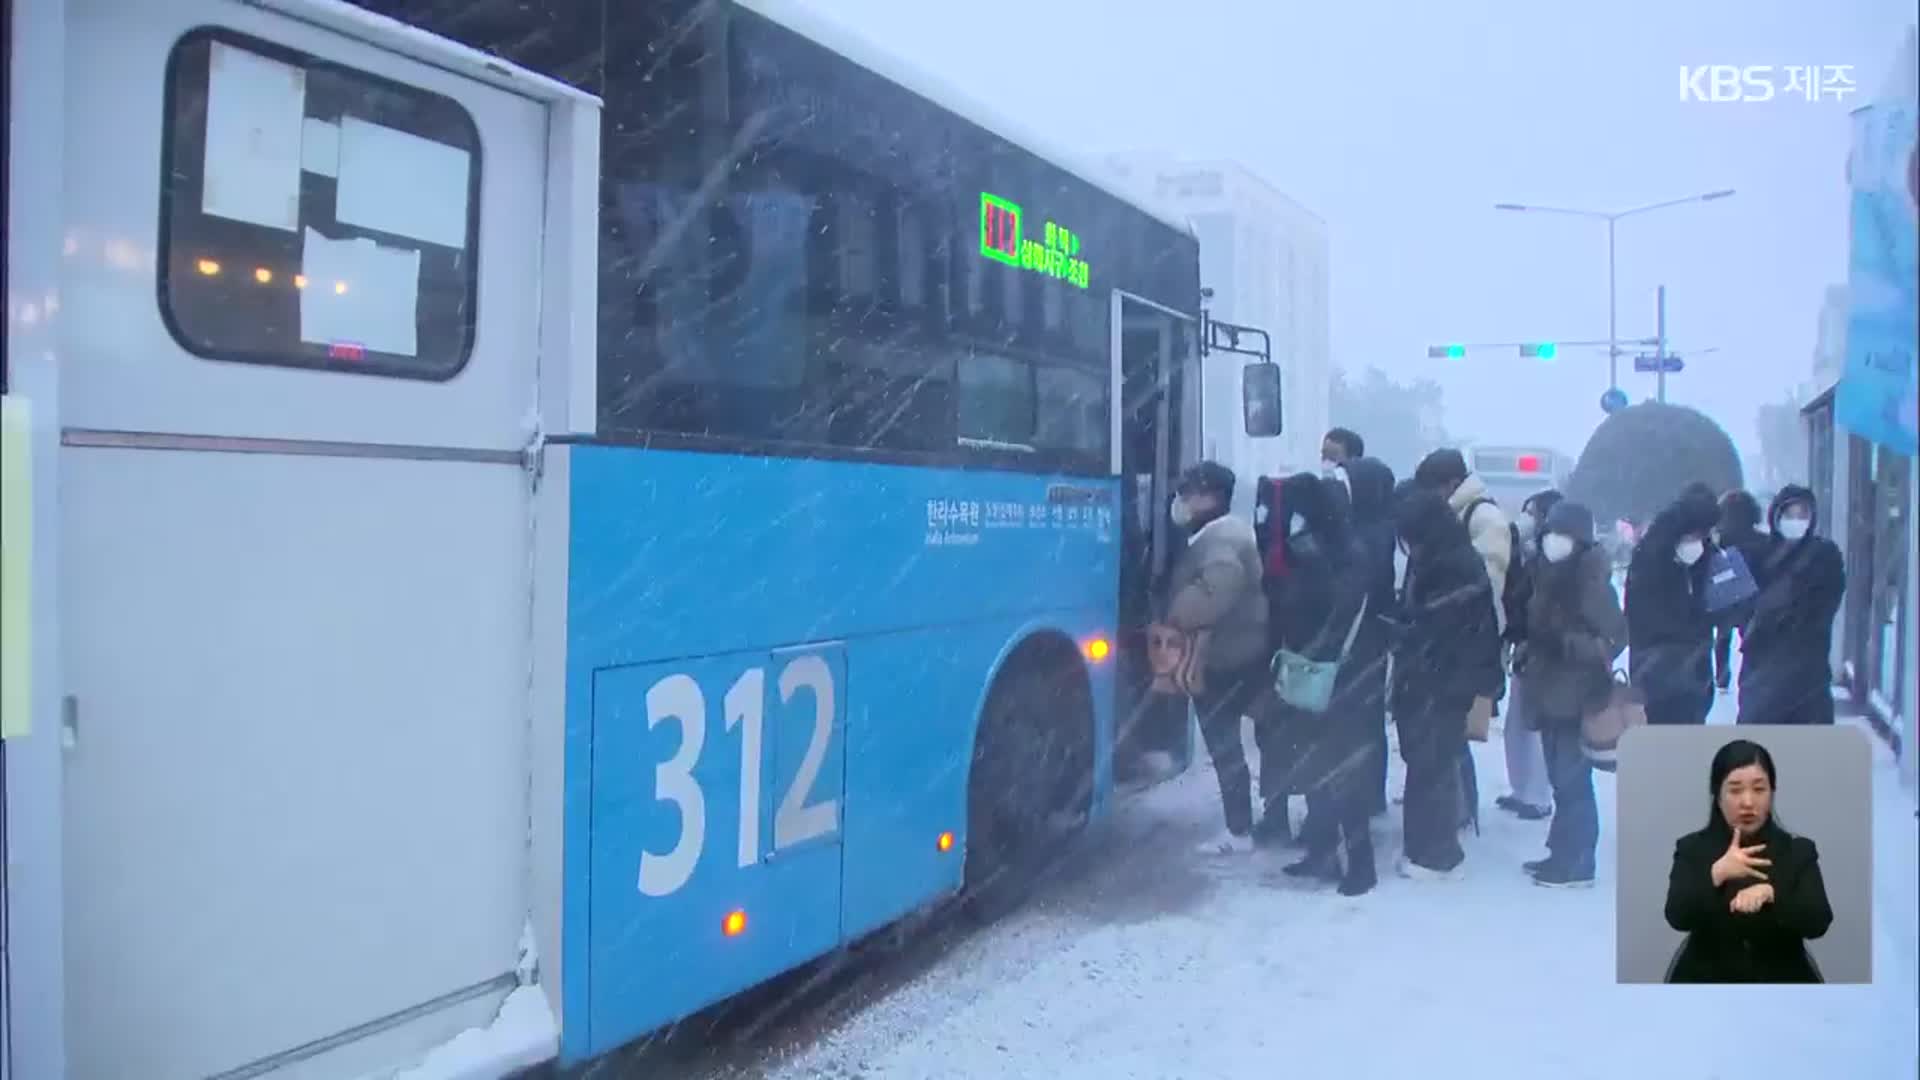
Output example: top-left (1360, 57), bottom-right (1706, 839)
top-left (762, 691), bottom-right (1920, 1080)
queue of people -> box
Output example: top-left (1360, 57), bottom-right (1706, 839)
top-left (1155, 427), bottom-right (1845, 897)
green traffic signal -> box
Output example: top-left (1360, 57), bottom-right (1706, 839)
top-left (1522, 342), bottom-right (1557, 359)
top-left (1446, 344), bottom-right (1465, 359)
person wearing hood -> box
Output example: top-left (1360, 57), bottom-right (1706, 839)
top-left (1165, 462), bottom-right (1273, 855)
top-left (1712, 490), bottom-right (1770, 694)
top-left (1414, 448), bottom-right (1513, 832)
top-left (1515, 501), bottom-right (1626, 888)
top-left (1736, 486), bottom-right (1845, 725)
top-left (1343, 458), bottom-right (1400, 819)
top-left (1389, 487), bottom-right (1504, 878)
top-left (1272, 468), bottom-right (1379, 894)
top-left (1627, 488), bottom-right (1722, 725)
top-left (1496, 489), bottom-right (1564, 822)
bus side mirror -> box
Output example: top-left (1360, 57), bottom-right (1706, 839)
top-left (1243, 362), bottom-right (1282, 437)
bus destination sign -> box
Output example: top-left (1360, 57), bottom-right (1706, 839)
top-left (980, 191), bottom-right (1091, 289)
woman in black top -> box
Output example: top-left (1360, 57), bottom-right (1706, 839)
top-left (1664, 738), bottom-right (1833, 983)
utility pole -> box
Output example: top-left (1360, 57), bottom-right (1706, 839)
top-left (1608, 219), bottom-right (1618, 391)
top-left (1655, 284), bottom-right (1669, 404)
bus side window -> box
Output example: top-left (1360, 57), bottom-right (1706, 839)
top-left (158, 28), bottom-right (480, 380)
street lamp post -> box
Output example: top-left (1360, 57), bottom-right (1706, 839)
top-left (1494, 189), bottom-right (1734, 391)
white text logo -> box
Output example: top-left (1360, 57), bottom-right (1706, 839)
top-left (1679, 65), bottom-right (1857, 103)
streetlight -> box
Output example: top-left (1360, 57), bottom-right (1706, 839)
top-left (1494, 189), bottom-right (1735, 391)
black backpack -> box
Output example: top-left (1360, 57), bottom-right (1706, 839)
top-left (1466, 497), bottom-right (1530, 642)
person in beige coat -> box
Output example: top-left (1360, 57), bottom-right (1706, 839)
top-left (1163, 461), bottom-right (1272, 855)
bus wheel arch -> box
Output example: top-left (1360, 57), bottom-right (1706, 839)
top-left (961, 630), bottom-right (1095, 917)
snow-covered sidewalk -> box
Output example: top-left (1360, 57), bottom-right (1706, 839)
top-left (766, 701), bottom-right (1919, 1079)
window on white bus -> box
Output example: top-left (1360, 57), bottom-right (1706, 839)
top-left (158, 28), bottom-right (480, 380)
top-left (595, 14), bottom-right (1111, 472)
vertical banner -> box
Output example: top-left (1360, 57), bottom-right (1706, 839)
top-left (1837, 100), bottom-right (1919, 456)
top-left (1, 395), bottom-right (30, 738)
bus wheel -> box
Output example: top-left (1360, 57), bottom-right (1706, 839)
top-left (961, 641), bottom-right (1093, 924)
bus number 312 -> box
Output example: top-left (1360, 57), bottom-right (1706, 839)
top-left (637, 655), bottom-right (839, 898)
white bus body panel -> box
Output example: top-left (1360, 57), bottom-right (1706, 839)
top-left (52, 1), bottom-right (593, 1076)
top-left (4, 1), bottom-right (73, 1077)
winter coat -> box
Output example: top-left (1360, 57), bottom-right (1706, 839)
top-left (1339, 457), bottom-right (1399, 697)
top-left (1166, 512), bottom-right (1269, 672)
top-left (1266, 473), bottom-right (1367, 662)
top-left (1388, 489), bottom-right (1505, 718)
top-left (1446, 473), bottom-right (1515, 636)
top-left (1520, 540), bottom-right (1627, 721)
top-left (1626, 491), bottom-right (1720, 700)
top-left (1738, 485), bottom-right (1846, 724)
top-left (1664, 818), bottom-right (1832, 983)
top-left (1268, 471), bottom-right (1373, 791)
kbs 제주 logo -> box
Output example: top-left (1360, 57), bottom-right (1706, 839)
top-left (1678, 65), bottom-right (1857, 104)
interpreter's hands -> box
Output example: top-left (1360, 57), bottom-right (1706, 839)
top-left (1729, 882), bottom-right (1775, 914)
top-left (1710, 831), bottom-right (1771, 887)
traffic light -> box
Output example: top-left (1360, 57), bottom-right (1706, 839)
top-left (1427, 344), bottom-right (1467, 359)
top-left (1521, 342), bottom-right (1557, 359)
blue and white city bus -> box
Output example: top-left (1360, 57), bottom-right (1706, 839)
top-left (3, 0), bottom-right (1275, 1075)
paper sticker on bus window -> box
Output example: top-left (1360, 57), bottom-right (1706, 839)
top-left (301, 117), bottom-right (341, 178)
top-left (201, 42), bottom-right (306, 233)
top-left (298, 228), bottom-right (421, 357)
top-left (334, 117), bottom-right (470, 250)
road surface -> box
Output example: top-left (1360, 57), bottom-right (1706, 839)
top-left (610, 692), bottom-right (1920, 1079)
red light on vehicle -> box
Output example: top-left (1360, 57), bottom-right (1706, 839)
top-left (936, 831), bottom-right (955, 853)
top-left (1516, 454), bottom-right (1542, 473)
top-left (1083, 636), bottom-right (1111, 663)
top-left (722, 909), bottom-right (747, 937)
top-left (328, 341), bottom-right (366, 362)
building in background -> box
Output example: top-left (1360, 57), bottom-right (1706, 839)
top-left (1803, 22), bottom-right (1917, 794)
top-left (1810, 283), bottom-right (1851, 391)
top-left (1104, 156), bottom-right (1331, 512)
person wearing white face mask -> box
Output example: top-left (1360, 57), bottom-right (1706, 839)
top-left (1496, 490), bottom-right (1564, 823)
top-left (1626, 487), bottom-right (1724, 725)
top-left (1513, 500), bottom-right (1625, 887)
top-left (1164, 462), bottom-right (1274, 854)
top-left (1735, 486), bottom-right (1846, 725)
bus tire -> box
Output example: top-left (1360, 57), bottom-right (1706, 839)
top-left (960, 638), bottom-right (1093, 924)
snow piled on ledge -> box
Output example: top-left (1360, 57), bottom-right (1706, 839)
top-left (386, 986), bottom-right (556, 1080)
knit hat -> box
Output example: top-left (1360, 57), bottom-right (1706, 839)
top-left (1544, 500), bottom-right (1596, 544)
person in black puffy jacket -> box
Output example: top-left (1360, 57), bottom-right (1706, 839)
top-left (1259, 474), bottom-right (1366, 844)
top-left (1344, 458), bottom-right (1399, 819)
top-left (1737, 485), bottom-right (1845, 725)
top-left (1627, 489), bottom-right (1721, 725)
top-left (1275, 466), bottom-right (1383, 895)
top-left (1389, 487), bottom-right (1504, 878)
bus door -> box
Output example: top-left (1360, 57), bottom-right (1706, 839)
top-left (52, 3), bottom-right (589, 1077)
top-left (1112, 292), bottom-right (1201, 786)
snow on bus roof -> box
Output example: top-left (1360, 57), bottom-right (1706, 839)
top-left (734, 0), bottom-right (1195, 237)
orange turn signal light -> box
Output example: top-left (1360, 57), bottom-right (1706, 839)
top-left (722, 909), bottom-right (747, 937)
top-left (937, 830), bottom-right (955, 853)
